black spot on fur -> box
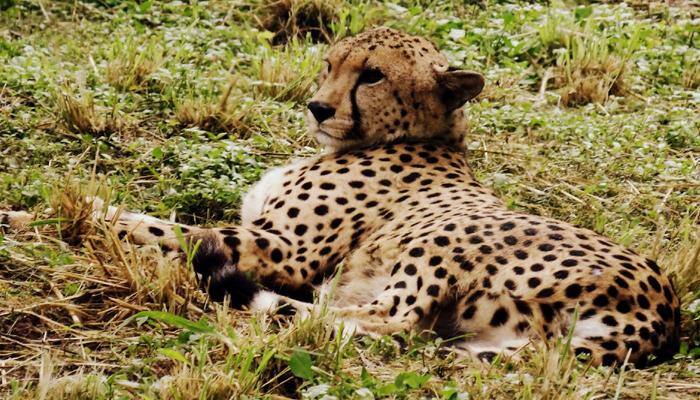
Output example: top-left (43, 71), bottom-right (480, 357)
top-left (148, 226), bottom-right (165, 237)
top-left (514, 300), bottom-right (532, 315)
top-left (489, 307), bottom-right (509, 327)
top-left (427, 284), bottom-right (440, 297)
top-left (565, 284), bottom-right (582, 299)
top-left (462, 305), bottom-right (477, 319)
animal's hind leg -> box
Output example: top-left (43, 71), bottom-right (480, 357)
top-left (225, 283), bottom-right (429, 337)
top-left (223, 254), bottom-right (451, 336)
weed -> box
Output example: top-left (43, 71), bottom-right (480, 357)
top-left (258, 0), bottom-right (341, 44)
top-left (246, 38), bottom-right (323, 102)
top-left (553, 32), bottom-right (629, 106)
top-left (532, 6), bottom-right (644, 106)
top-left (55, 91), bottom-right (120, 137)
top-left (682, 63), bottom-right (700, 90)
top-left (174, 94), bottom-right (247, 134)
top-left (105, 37), bottom-right (164, 92)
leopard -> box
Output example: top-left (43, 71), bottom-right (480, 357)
top-left (1, 27), bottom-right (680, 367)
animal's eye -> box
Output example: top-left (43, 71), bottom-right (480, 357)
top-left (358, 68), bottom-right (385, 85)
top-left (325, 61), bottom-right (332, 73)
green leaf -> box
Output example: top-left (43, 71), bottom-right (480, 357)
top-left (258, 31), bottom-right (275, 41)
top-left (254, 348), bottom-right (277, 376)
top-left (288, 349), bottom-right (314, 380)
top-left (360, 367), bottom-right (376, 388)
top-left (151, 146), bottom-right (164, 160)
top-left (395, 371), bottom-right (430, 389)
top-left (441, 384), bottom-right (463, 400)
top-left (376, 383), bottom-right (398, 396)
top-left (131, 311), bottom-right (213, 334)
top-left (29, 217), bottom-right (70, 227)
top-left (157, 348), bottom-right (188, 364)
top-left (62, 282), bottom-right (80, 296)
top-left (689, 347), bottom-right (700, 358)
top-left (139, 0), bottom-right (152, 13)
top-left (574, 6), bottom-right (593, 21)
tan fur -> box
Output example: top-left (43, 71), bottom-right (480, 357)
top-left (308, 27), bottom-right (482, 151)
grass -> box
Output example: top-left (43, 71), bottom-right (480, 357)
top-left (0, 0), bottom-right (699, 398)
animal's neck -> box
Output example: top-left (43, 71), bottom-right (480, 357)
top-left (441, 108), bottom-right (469, 150)
top-left (320, 108), bottom-right (471, 154)
top-left (399, 107), bottom-right (469, 151)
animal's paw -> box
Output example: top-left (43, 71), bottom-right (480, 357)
top-left (0, 210), bottom-right (35, 232)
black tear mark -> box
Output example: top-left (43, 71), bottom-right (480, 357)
top-left (347, 78), bottom-right (364, 140)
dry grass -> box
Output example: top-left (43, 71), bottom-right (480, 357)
top-left (174, 79), bottom-right (255, 135)
top-left (247, 39), bottom-right (323, 102)
top-left (666, 232), bottom-right (700, 340)
top-left (105, 38), bottom-right (164, 92)
top-left (553, 35), bottom-right (629, 106)
top-left (682, 63), bottom-right (700, 90)
top-left (55, 91), bottom-right (121, 137)
top-left (256, 0), bottom-right (341, 44)
top-left (2, 181), bottom-right (699, 398)
top-left (1, 186), bottom-right (211, 394)
top-left (174, 98), bottom-right (242, 134)
top-left (534, 13), bottom-right (635, 107)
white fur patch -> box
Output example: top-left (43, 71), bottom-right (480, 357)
top-left (572, 318), bottom-right (610, 338)
top-left (241, 163), bottom-right (294, 225)
top-left (248, 291), bottom-right (280, 313)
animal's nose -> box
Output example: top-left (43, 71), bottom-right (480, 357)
top-left (307, 101), bottom-right (336, 123)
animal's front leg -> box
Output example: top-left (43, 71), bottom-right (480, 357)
top-left (103, 216), bottom-right (304, 308)
top-left (223, 283), bottom-right (432, 337)
top-left (106, 211), bottom-right (203, 255)
top-left (87, 198), bottom-right (318, 305)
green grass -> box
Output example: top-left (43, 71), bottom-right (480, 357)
top-left (1, 0), bottom-right (699, 398)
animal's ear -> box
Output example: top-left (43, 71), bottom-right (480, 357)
top-left (435, 68), bottom-right (484, 112)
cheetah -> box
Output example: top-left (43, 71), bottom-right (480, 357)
top-left (1, 28), bottom-right (680, 367)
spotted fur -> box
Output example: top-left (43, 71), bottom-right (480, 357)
top-left (1, 28), bottom-right (679, 367)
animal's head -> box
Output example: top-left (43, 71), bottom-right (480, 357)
top-left (307, 27), bottom-right (484, 151)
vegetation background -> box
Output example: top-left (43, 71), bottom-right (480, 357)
top-left (0, 0), bottom-right (698, 398)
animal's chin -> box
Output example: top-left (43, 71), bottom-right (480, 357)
top-left (315, 129), bottom-right (344, 141)
top-left (313, 129), bottom-right (346, 147)
top-left (314, 129), bottom-right (366, 151)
